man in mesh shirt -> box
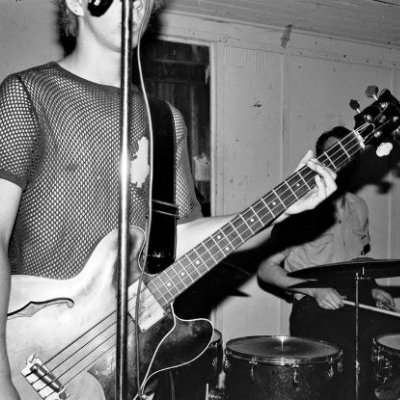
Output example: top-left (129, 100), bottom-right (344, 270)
top-left (0, 1), bottom-right (337, 399)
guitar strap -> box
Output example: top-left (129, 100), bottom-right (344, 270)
top-left (146, 98), bottom-right (178, 273)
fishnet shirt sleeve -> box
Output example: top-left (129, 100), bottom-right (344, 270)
top-left (0, 75), bottom-right (41, 188)
top-left (169, 104), bottom-right (203, 222)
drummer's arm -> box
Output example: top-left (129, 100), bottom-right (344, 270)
top-left (371, 288), bottom-right (396, 310)
top-left (258, 252), bottom-right (314, 297)
top-left (258, 253), bottom-right (344, 310)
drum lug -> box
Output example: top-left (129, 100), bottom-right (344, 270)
top-left (384, 359), bottom-right (393, 380)
top-left (292, 363), bottom-right (300, 386)
top-left (326, 356), bottom-right (337, 380)
top-left (212, 356), bottom-right (219, 375)
top-left (375, 353), bottom-right (393, 383)
top-left (223, 358), bottom-right (231, 375)
top-left (208, 388), bottom-right (225, 400)
top-left (250, 357), bottom-right (258, 383)
top-left (327, 364), bottom-right (334, 379)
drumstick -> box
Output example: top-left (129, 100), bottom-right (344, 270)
top-left (343, 300), bottom-right (400, 318)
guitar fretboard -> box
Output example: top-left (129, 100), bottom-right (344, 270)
top-left (148, 130), bottom-right (365, 307)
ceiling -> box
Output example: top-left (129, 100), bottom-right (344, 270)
top-left (166, 0), bottom-right (400, 49)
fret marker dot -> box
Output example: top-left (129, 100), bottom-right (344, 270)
top-left (196, 260), bottom-right (201, 265)
top-left (217, 235), bottom-right (221, 240)
top-left (225, 247), bottom-right (230, 251)
top-left (181, 272), bottom-right (185, 276)
top-left (272, 202), bottom-right (276, 206)
top-left (167, 282), bottom-right (172, 287)
top-left (250, 218), bottom-right (255, 223)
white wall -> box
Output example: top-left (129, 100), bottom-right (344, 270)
top-left (1, 1), bottom-right (400, 346)
top-left (0, 0), bottom-right (62, 79)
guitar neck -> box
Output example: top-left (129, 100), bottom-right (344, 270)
top-left (148, 129), bottom-right (365, 307)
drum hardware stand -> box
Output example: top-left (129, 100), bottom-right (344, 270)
top-left (355, 272), bottom-right (360, 400)
top-left (354, 270), bottom-right (370, 400)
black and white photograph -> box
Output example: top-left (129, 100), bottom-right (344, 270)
top-left (1, 1), bottom-right (400, 399)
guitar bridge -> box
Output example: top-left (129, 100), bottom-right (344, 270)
top-left (22, 354), bottom-right (68, 400)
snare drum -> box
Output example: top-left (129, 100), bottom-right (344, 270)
top-left (173, 329), bottom-right (223, 400)
top-left (373, 333), bottom-right (400, 384)
top-left (224, 336), bottom-right (342, 400)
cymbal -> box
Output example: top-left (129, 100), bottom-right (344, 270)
top-left (289, 280), bottom-right (357, 289)
top-left (288, 259), bottom-right (400, 280)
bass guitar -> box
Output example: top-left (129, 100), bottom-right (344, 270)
top-left (7, 88), bottom-right (400, 399)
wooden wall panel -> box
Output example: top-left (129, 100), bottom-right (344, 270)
top-left (0, 0), bottom-right (62, 81)
top-left (167, 0), bottom-right (400, 48)
top-left (283, 57), bottom-right (394, 259)
top-left (213, 46), bottom-right (286, 341)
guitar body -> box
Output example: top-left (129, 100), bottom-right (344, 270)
top-left (7, 227), bottom-right (213, 400)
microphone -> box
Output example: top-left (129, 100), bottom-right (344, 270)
top-left (88, 0), bottom-right (114, 17)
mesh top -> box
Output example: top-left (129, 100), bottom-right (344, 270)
top-left (0, 62), bottom-right (201, 279)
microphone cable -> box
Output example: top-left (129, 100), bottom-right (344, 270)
top-left (133, 1), bottom-right (155, 398)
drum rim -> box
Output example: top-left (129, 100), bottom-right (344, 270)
top-left (373, 332), bottom-right (400, 354)
top-left (225, 335), bottom-right (342, 365)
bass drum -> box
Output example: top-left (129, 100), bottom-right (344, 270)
top-left (224, 336), bottom-right (342, 400)
top-left (172, 329), bottom-right (223, 400)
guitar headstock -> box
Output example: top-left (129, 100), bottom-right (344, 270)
top-left (351, 87), bottom-right (400, 156)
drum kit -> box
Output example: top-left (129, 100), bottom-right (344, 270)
top-left (170, 259), bottom-right (400, 400)
top-left (289, 258), bottom-right (400, 400)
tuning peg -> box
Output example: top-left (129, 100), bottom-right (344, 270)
top-left (349, 99), bottom-right (361, 113)
top-left (376, 142), bottom-right (393, 157)
top-left (392, 126), bottom-right (400, 140)
top-left (366, 86), bottom-right (379, 100)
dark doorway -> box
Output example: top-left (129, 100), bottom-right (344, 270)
top-left (134, 38), bottom-right (211, 216)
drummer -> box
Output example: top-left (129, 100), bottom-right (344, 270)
top-left (258, 126), bottom-right (400, 400)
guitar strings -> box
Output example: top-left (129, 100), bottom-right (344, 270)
top-left (25, 117), bottom-right (388, 396)
top-left (31, 288), bottom-right (155, 395)
top-left (149, 119), bottom-right (381, 301)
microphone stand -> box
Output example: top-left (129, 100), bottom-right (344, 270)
top-left (117, 1), bottom-right (134, 399)
top-left (355, 272), bottom-right (360, 400)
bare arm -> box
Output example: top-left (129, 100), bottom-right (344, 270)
top-left (0, 179), bottom-right (22, 400)
top-left (257, 251), bottom-right (314, 296)
top-left (177, 150), bottom-right (337, 258)
top-left (258, 251), bottom-right (344, 310)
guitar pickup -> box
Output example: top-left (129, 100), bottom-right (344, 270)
top-left (128, 282), bottom-right (166, 333)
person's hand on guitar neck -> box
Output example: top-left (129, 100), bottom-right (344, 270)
top-left (282, 149), bottom-right (337, 219)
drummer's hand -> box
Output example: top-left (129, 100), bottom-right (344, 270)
top-left (285, 150), bottom-right (337, 217)
top-left (372, 288), bottom-right (396, 310)
top-left (312, 288), bottom-right (344, 310)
